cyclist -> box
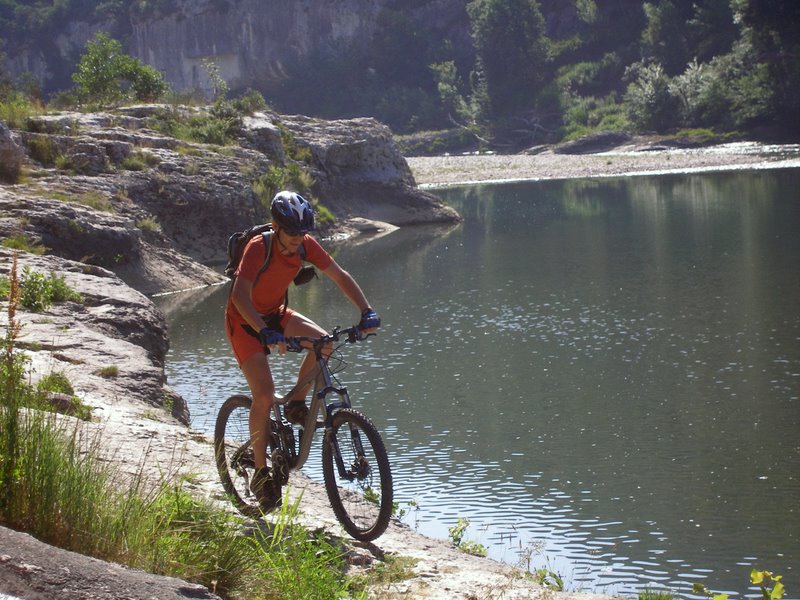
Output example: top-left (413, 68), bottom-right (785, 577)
top-left (224, 190), bottom-right (381, 510)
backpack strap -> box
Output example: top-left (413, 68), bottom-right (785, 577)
top-left (253, 232), bottom-right (305, 285)
top-left (253, 230), bottom-right (303, 317)
top-left (252, 230), bottom-right (273, 286)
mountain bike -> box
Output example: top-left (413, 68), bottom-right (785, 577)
top-left (214, 325), bottom-right (393, 542)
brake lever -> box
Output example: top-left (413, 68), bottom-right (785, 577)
top-left (286, 338), bottom-right (304, 353)
top-left (352, 328), bottom-right (377, 343)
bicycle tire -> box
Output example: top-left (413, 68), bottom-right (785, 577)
top-left (322, 408), bottom-right (393, 541)
top-left (214, 394), bottom-right (276, 518)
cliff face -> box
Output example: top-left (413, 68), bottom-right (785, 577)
top-left (129, 0), bottom-right (478, 98)
top-left (130, 0), bottom-right (384, 95)
top-left (3, 0), bottom-right (474, 99)
top-left (3, 0), bottom-right (598, 106)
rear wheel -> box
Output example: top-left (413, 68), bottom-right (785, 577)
top-left (322, 408), bottom-right (393, 541)
top-left (214, 394), bottom-right (277, 517)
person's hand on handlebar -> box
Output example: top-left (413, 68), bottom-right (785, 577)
top-left (259, 327), bottom-right (286, 355)
top-left (358, 308), bottom-right (381, 335)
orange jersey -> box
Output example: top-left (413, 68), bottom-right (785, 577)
top-left (226, 233), bottom-right (333, 319)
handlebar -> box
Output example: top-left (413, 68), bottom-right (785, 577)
top-left (285, 325), bottom-right (374, 353)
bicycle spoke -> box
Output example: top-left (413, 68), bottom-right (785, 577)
top-left (214, 395), bottom-right (269, 517)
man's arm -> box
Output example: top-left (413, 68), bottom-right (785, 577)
top-left (322, 260), bottom-right (374, 318)
top-left (231, 276), bottom-right (268, 332)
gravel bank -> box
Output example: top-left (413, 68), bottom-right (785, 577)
top-left (407, 142), bottom-right (800, 188)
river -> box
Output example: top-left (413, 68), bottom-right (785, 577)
top-left (157, 168), bottom-right (799, 598)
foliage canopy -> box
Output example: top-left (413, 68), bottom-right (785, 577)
top-left (1, 0), bottom-right (799, 142)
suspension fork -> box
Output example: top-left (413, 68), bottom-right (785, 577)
top-left (327, 392), bottom-right (368, 481)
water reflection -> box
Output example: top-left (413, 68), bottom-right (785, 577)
top-left (158, 169), bottom-right (799, 598)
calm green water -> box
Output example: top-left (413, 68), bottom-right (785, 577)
top-left (157, 169), bottom-right (799, 597)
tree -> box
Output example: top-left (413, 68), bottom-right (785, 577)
top-left (733, 0), bottom-right (800, 133)
top-left (685, 0), bottom-right (738, 63)
top-left (624, 62), bottom-right (679, 132)
top-left (430, 61), bottom-right (469, 121)
top-left (72, 32), bottom-right (168, 106)
top-left (466, 0), bottom-right (549, 118)
top-left (640, 1), bottom-right (691, 75)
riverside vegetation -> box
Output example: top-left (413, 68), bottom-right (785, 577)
top-left (2, 1), bottom-right (798, 151)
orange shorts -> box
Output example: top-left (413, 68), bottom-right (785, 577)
top-left (225, 308), bottom-right (296, 367)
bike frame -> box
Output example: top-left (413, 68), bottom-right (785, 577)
top-left (271, 328), bottom-right (357, 471)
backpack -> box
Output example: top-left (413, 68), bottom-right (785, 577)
top-left (225, 223), bottom-right (316, 287)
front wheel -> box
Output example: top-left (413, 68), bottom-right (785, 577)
top-left (322, 408), bottom-right (393, 541)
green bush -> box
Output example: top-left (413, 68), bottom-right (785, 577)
top-left (37, 371), bottom-right (75, 396)
top-left (0, 90), bottom-right (45, 129)
top-left (561, 93), bottom-right (629, 140)
top-left (35, 371), bottom-right (93, 421)
top-left (95, 365), bottom-right (119, 378)
top-left (26, 135), bottom-right (58, 166)
top-left (146, 105), bottom-right (240, 146)
top-left (314, 203), bottom-right (336, 228)
top-left (19, 267), bottom-right (83, 312)
top-left (188, 113), bottom-right (239, 145)
top-left (253, 163), bottom-right (314, 211)
top-left (447, 517), bottom-right (487, 557)
top-left (136, 216), bottom-right (161, 234)
top-left (556, 53), bottom-right (623, 98)
top-left (76, 191), bottom-right (114, 212)
top-left (1, 233), bottom-right (45, 255)
top-left (279, 127), bottom-right (312, 162)
top-left (624, 62), bottom-right (680, 132)
top-left (231, 88), bottom-right (269, 114)
top-left (72, 32), bottom-right (168, 107)
top-left (121, 150), bottom-right (161, 171)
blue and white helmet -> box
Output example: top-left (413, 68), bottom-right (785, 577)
top-left (270, 191), bottom-right (314, 234)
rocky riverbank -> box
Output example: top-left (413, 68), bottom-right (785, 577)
top-left (0, 246), bottom-right (609, 599)
top-left (1, 107), bottom-right (460, 296)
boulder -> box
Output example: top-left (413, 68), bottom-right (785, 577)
top-left (280, 114), bottom-right (461, 225)
top-left (0, 248), bottom-right (181, 420)
top-left (242, 113), bottom-right (286, 162)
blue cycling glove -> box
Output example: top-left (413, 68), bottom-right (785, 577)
top-left (358, 308), bottom-right (381, 330)
top-left (259, 327), bottom-right (284, 347)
